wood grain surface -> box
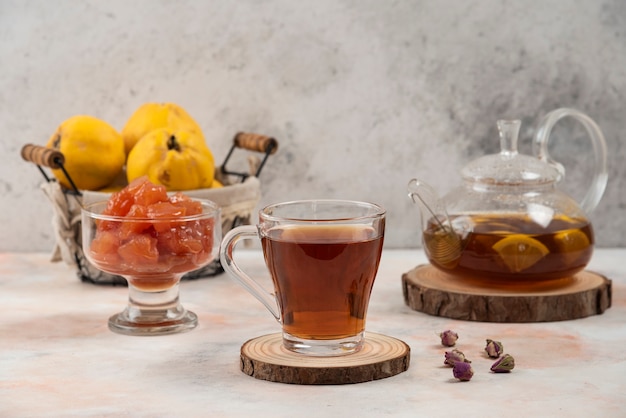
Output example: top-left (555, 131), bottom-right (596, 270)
top-left (240, 332), bottom-right (410, 385)
top-left (402, 264), bottom-right (612, 323)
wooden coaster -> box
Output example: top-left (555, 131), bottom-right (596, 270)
top-left (240, 332), bottom-right (410, 385)
top-left (402, 265), bottom-right (612, 323)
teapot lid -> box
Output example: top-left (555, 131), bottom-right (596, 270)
top-left (461, 120), bottom-right (562, 186)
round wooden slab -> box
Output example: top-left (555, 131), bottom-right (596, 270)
top-left (402, 265), bottom-right (612, 323)
top-left (240, 332), bottom-right (410, 385)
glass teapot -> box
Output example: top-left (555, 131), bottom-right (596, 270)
top-left (408, 108), bottom-right (608, 284)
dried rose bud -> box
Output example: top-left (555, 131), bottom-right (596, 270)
top-left (444, 349), bottom-right (471, 366)
top-left (452, 361), bottom-right (474, 381)
top-left (485, 339), bottom-right (504, 358)
top-left (439, 330), bottom-right (458, 347)
top-left (490, 354), bottom-right (515, 373)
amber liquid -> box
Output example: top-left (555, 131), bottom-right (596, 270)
top-left (424, 213), bottom-right (594, 283)
top-left (262, 224), bottom-right (384, 340)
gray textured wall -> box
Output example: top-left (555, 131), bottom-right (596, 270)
top-left (1, 0), bottom-right (624, 251)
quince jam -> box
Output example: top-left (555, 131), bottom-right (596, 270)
top-left (88, 176), bottom-right (215, 283)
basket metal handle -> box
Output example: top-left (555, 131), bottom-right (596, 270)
top-left (221, 132), bottom-right (279, 181)
top-left (21, 144), bottom-right (65, 169)
top-left (233, 132), bottom-right (278, 154)
top-left (21, 143), bottom-right (81, 195)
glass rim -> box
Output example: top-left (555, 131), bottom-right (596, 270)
top-left (259, 199), bottom-right (386, 223)
top-left (81, 198), bottom-right (221, 222)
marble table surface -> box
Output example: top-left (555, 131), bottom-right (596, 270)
top-left (1, 249), bottom-right (625, 418)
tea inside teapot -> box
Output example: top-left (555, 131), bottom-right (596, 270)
top-left (422, 212), bottom-right (593, 281)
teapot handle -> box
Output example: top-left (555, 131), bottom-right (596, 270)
top-left (533, 108), bottom-right (608, 214)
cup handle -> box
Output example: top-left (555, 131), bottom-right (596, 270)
top-left (219, 225), bottom-right (281, 322)
top-left (533, 108), bottom-right (608, 214)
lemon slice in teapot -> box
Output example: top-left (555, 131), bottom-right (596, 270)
top-left (555, 229), bottom-right (590, 252)
top-left (554, 229), bottom-right (591, 266)
top-left (492, 234), bottom-right (550, 273)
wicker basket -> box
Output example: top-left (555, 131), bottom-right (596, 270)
top-left (22, 132), bottom-right (277, 285)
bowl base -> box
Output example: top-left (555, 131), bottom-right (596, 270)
top-left (108, 310), bottom-right (198, 336)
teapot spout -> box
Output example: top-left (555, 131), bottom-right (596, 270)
top-left (407, 178), bottom-right (451, 229)
top-left (407, 179), bottom-right (462, 268)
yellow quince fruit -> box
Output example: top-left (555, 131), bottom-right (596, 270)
top-left (46, 115), bottom-right (125, 191)
top-left (121, 102), bottom-right (205, 155)
top-left (126, 128), bottom-right (215, 191)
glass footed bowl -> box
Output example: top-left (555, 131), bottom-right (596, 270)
top-left (81, 199), bottom-right (221, 336)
